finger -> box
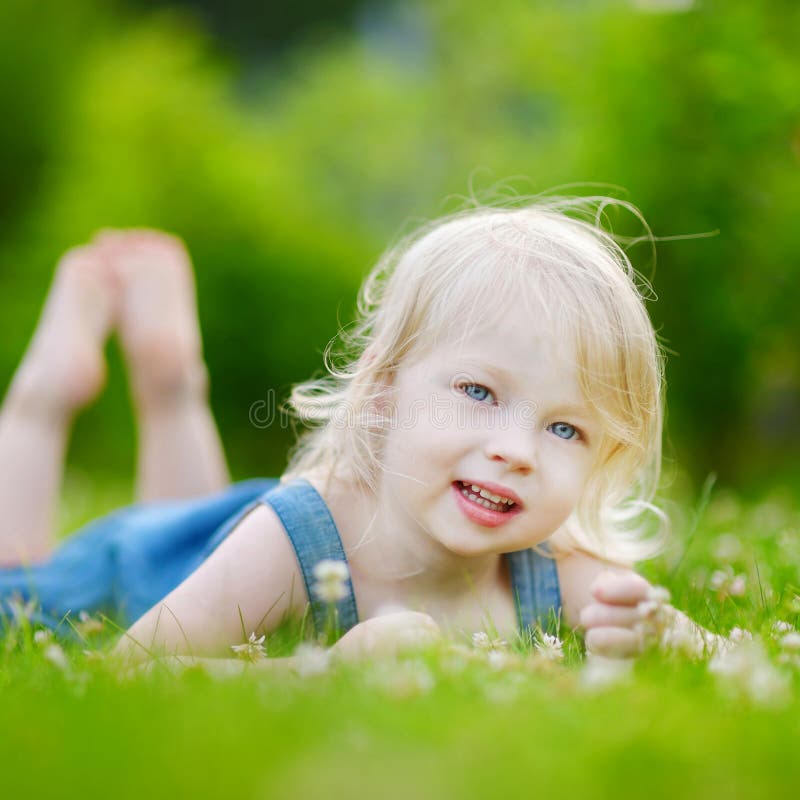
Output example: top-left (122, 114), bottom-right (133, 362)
top-left (580, 602), bottom-right (642, 630)
top-left (590, 571), bottom-right (651, 606)
top-left (585, 627), bottom-right (642, 658)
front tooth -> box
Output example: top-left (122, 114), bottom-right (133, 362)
top-left (461, 484), bottom-right (512, 510)
top-left (473, 485), bottom-right (504, 503)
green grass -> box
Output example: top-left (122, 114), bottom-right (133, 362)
top-left (2, 479), bottom-right (799, 799)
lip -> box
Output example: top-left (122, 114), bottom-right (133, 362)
top-left (451, 482), bottom-right (523, 529)
top-left (456, 479), bottom-right (524, 508)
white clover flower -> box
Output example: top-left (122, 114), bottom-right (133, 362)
top-left (729, 627), bottom-right (753, 644)
top-left (659, 622), bottom-right (705, 658)
top-left (487, 649), bottom-right (519, 671)
top-left (76, 610), bottom-right (104, 637)
top-left (312, 581), bottom-right (349, 603)
top-left (534, 632), bottom-right (564, 662)
top-left (637, 600), bottom-right (662, 620)
top-left (44, 643), bottom-right (69, 671)
top-left (292, 643), bottom-right (331, 677)
top-left (646, 585), bottom-right (672, 605)
top-left (311, 559), bottom-right (350, 603)
top-left (635, 587), bottom-right (673, 648)
top-left (633, 600), bottom-right (669, 647)
top-left (7, 594), bottom-right (36, 625)
top-left (471, 631), bottom-right (508, 651)
top-left (230, 631), bottom-right (267, 662)
top-left (779, 632), bottom-right (800, 652)
top-left (771, 620), bottom-right (794, 635)
top-left (729, 575), bottom-right (747, 596)
top-left (709, 639), bottom-right (790, 707)
top-left (708, 569), bottom-right (727, 590)
top-left (313, 560), bottom-right (350, 583)
top-left (709, 566), bottom-right (747, 599)
top-left (33, 629), bottom-right (52, 645)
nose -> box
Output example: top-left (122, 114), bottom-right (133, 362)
top-left (483, 427), bottom-right (537, 474)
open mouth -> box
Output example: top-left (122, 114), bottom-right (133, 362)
top-left (454, 481), bottom-right (518, 513)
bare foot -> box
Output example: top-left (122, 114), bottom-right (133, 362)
top-left (96, 230), bottom-right (207, 408)
top-left (8, 246), bottom-right (117, 420)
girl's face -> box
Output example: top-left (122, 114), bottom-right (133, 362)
top-left (376, 302), bottom-right (603, 557)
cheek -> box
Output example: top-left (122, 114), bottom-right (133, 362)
top-left (544, 446), bottom-right (593, 498)
top-left (382, 419), bottom-right (465, 493)
top-left (396, 394), bottom-right (466, 444)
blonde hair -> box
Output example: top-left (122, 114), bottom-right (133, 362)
top-left (283, 196), bottom-right (667, 563)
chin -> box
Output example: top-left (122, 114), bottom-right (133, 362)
top-left (436, 530), bottom-right (506, 558)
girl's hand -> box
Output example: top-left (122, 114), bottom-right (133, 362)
top-left (331, 610), bottom-right (442, 663)
top-left (580, 571), bottom-right (653, 658)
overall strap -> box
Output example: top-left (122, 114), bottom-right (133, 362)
top-left (260, 478), bottom-right (360, 640)
top-left (506, 545), bottom-right (562, 639)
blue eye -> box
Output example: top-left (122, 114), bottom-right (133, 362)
top-left (549, 422), bottom-right (580, 441)
top-left (461, 383), bottom-right (495, 404)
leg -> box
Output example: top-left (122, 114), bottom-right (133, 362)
top-left (98, 230), bottom-right (230, 502)
top-left (0, 247), bottom-right (116, 565)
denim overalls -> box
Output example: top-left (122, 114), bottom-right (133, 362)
top-left (0, 478), bottom-right (562, 640)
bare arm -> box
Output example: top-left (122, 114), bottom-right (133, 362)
top-left (133, 611), bottom-right (443, 676)
top-left (113, 503), bottom-right (306, 663)
top-left (113, 498), bottom-right (444, 669)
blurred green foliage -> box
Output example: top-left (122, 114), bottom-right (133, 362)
top-left (0, 0), bottom-right (798, 490)
top-left (131, 0), bottom-right (368, 60)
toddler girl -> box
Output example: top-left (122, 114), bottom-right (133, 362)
top-left (0, 201), bottom-right (693, 668)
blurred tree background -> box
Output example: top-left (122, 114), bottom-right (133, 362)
top-left (0, 0), bottom-right (798, 499)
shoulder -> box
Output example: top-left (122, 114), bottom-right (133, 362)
top-left (220, 501), bottom-right (309, 623)
top-left (555, 547), bottom-right (635, 627)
